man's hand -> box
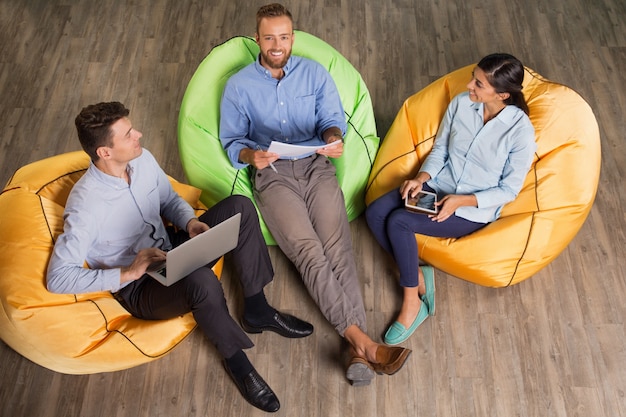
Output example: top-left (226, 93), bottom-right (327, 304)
top-left (319, 129), bottom-right (344, 158)
top-left (187, 217), bottom-right (209, 238)
top-left (239, 147), bottom-right (279, 170)
top-left (120, 247), bottom-right (166, 284)
top-left (317, 136), bottom-right (343, 158)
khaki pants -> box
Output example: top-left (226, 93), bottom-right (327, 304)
top-left (253, 154), bottom-right (367, 336)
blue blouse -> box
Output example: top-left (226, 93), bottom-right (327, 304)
top-left (420, 92), bottom-right (536, 223)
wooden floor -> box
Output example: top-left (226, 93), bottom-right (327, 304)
top-left (1, 0), bottom-right (625, 416)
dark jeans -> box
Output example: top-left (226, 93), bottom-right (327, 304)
top-left (365, 186), bottom-right (486, 288)
top-left (114, 195), bottom-right (273, 358)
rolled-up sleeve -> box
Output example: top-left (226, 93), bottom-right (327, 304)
top-left (220, 81), bottom-right (259, 169)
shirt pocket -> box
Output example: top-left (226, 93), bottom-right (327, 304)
top-left (291, 94), bottom-right (316, 133)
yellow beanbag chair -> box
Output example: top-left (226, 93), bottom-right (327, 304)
top-left (365, 65), bottom-right (601, 287)
top-left (0, 151), bottom-right (222, 374)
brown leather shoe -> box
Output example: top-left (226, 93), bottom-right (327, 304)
top-left (346, 349), bottom-right (375, 386)
top-left (370, 345), bottom-right (412, 375)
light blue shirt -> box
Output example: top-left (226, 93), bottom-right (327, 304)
top-left (220, 55), bottom-right (346, 169)
top-left (46, 149), bottom-right (196, 294)
top-left (420, 92), bottom-right (536, 223)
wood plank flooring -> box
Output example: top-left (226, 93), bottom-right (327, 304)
top-left (1, 0), bottom-right (625, 416)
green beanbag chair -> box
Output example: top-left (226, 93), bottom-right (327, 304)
top-left (178, 31), bottom-right (380, 245)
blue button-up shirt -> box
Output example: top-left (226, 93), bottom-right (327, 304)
top-left (220, 55), bottom-right (346, 169)
top-left (46, 149), bottom-right (196, 294)
top-left (420, 92), bottom-right (536, 223)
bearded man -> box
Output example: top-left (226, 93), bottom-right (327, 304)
top-left (219, 3), bottom-right (411, 387)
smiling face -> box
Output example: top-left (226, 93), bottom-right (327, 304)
top-left (256, 15), bottom-right (294, 75)
top-left (466, 67), bottom-right (508, 105)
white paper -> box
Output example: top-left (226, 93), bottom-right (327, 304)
top-left (267, 140), bottom-right (339, 158)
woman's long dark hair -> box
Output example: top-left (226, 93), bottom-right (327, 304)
top-left (477, 53), bottom-right (529, 115)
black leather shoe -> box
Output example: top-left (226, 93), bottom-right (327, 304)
top-left (223, 362), bottom-right (280, 413)
top-left (241, 311), bottom-right (314, 338)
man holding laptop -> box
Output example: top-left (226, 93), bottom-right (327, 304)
top-left (46, 101), bottom-right (312, 413)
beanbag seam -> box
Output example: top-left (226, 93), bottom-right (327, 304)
top-left (364, 134), bottom-right (436, 198)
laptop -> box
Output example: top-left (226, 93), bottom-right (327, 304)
top-left (146, 213), bottom-right (241, 286)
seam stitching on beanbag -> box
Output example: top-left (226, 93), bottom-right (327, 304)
top-left (364, 134), bottom-right (435, 197)
top-left (345, 110), bottom-right (376, 168)
top-left (506, 152), bottom-right (541, 286)
top-left (35, 168), bottom-right (88, 195)
top-left (86, 299), bottom-right (197, 358)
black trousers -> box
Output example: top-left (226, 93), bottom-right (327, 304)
top-left (114, 195), bottom-right (273, 358)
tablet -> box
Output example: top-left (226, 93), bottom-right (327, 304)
top-left (405, 190), bottom-right (438, 214)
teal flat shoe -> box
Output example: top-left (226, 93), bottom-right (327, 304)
top-left (420, 265), bottom-right (436, 316)
top-left (383, 301), bottom-right (429, 345)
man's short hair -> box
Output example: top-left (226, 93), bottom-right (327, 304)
top-left (75, 101), bottom-right (130, 161)
top-left (256, 3), bottom-right (293, 33)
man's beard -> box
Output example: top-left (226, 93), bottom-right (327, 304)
top-left (261, 49), bottom-right (291, 69)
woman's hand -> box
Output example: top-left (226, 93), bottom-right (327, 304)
top-left (400, 172), bottom-right (431, 199)
top-left (430, 194), bottom-right (478, 222)
top-left (400, 179), bottom-right (424, 199)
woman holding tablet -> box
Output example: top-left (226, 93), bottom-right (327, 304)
top-left (366, 53), bottom-right (536, 345)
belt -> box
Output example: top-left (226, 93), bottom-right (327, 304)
top-left (279, 153), bottom-right (315, 162)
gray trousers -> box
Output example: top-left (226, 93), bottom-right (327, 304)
top-left (253, 154), bottom-right (367, 336)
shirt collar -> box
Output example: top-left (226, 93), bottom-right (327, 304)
top-left (470, 99), bottom-right (520, 124)
top-left (89, 159), bottom-right (135, 189)
top-left (497, 105), bottom-right (521, 123)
